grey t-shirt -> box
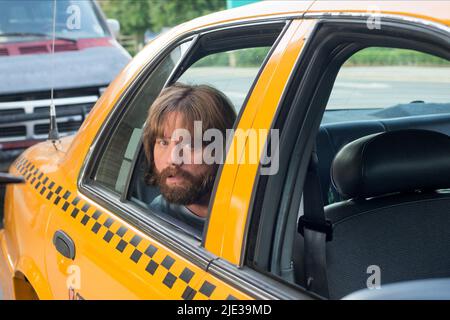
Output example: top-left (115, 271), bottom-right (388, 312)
top-left (149, 195), bottom-right (205, 235)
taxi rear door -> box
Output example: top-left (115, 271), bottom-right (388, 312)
top-left (42, 18), bottom-right (310, 300)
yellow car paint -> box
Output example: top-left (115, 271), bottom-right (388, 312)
top-left (1, 1), bottom-right (449, 300)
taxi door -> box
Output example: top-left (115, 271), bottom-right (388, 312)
top-left (42, 17), bottom-right (314, 300)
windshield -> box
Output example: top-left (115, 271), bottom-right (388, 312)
top-left (0, 0), bottom-right (108, 43)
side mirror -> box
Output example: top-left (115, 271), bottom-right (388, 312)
top-left (107, 19), bottom-right (120, 39)
top-left (0, 172), bottom-right (24, 185)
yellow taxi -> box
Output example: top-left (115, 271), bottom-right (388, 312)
top-left (1, 1), bottom-right (450, 300)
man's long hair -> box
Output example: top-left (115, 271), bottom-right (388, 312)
top-left (142, 83), bottom-right (237, 185)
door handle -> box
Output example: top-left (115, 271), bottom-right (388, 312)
top-left (53, 230), bottom-right (76, 260)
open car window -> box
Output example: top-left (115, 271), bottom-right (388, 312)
top-left (178, 47), bottom-right (271, 113)
top-left (320, 47), bottom-right (450, 205)
top-left (125, 23), bottom-right (286, 240)
top-left (92, 40), bottom-right (193, 194)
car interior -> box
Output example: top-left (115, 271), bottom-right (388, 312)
top-left (317, 111), bottom-right (450, 206)
top-left (292, 46), bottom-right (450, 298)
top-left (327, 128), bottom-right (450, 297)
top-left (299, 124), bottom-right (450, 299)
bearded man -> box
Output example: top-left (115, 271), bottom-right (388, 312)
top-left (142, 83), bottom-right (236, 233)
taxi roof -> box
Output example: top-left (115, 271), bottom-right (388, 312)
top-left (178, 0), bottom-right (450, 32)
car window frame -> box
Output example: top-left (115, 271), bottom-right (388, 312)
top-left (244, 15), bottom-right (450, 293)
top-left (78, 19), bottom-right (292, 274)
top-left (125, 21), bottom-right (290, 243)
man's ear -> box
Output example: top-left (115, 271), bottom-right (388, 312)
top-left (144, 164), bottom-right (157, 186)
top-left (142, 149), bottom-right (156, 186)
top-left (144, 172), bottom-right (155, 186)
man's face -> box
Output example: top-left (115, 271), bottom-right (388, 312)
top-left (153, 112), bottom-right (216, 205)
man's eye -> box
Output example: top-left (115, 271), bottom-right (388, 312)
top-left (158, 139), bottom-right (168, 146)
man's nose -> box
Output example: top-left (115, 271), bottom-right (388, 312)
top-left (167, 142), bottom-right (184, 166)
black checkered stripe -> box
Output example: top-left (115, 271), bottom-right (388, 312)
top-left (13, 156), bottom-right (239, 300)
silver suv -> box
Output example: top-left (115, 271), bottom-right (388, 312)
top-left (0, 0), bottom-right (130, 170)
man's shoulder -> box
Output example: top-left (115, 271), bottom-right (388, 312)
top-left (149, 194), bottom-right (167, 210)
top-left (150, 195), bottom-right (189, 220)
top-left (149, 195), bottom-right (205, 226)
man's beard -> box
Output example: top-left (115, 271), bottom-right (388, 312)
top-left (154, 166), bottom-right (216, 205)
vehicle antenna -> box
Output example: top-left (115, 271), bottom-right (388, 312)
top-left (48, 0), bottom-right (60, 149)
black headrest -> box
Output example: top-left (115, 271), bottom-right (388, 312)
top-left (331, 129), bottom-right (450, 199)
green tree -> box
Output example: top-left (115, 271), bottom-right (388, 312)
top-left (99, 0), bottom-right (152, 40)
top-left (148, 0), bottom-right (226, 32)
top-left (99, 0), bottom-right (226, 55)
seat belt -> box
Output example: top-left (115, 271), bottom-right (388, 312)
top-left (297, 151), bottom-right (332, 298)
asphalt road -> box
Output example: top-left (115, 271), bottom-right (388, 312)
top-left (179, 66), bottom-right (450, 111)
